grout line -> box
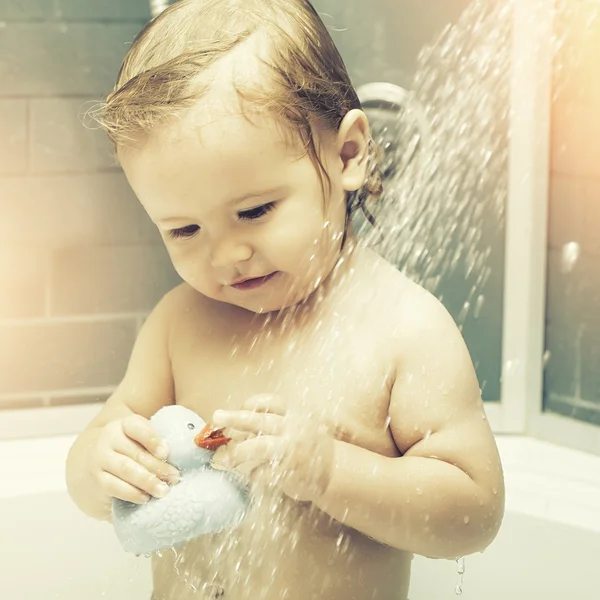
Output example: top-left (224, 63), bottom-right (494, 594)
top-left (44, 250), bottom-right (52, 317)
top-left (16, 167), bottom-right (122, 177)
top-left (0, 312), bottom-right (148, 326)
top-left (3, 95), bottom-right (113, 101)
top-left (0, 386), bottom-right (116, 401)
top-left (0, 18), bottom-right (149, 25)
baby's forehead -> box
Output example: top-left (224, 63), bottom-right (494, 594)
top-left (166, 33), bottom-right (310, 149)
top-left (161, 93), bottom-right (302, 156)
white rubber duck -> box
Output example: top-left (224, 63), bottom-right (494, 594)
top-left (112, 405), bottom-right (249, 555)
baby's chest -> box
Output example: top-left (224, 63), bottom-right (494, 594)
top-left (171, 324), bottom-right (399, 457)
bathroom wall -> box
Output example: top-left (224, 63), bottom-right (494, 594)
top-left (0, 0), bottom-right (181, 416)
top-left (5, 1), bottom-right (591, 424)
top-left (544, 3), bottom-right (600, 425)
top-left (1, 0), bottom-right (499, 425)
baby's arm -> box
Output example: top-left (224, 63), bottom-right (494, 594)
top-left (65, 286), bottom-right (182, 521)
top-left (314, 286), bottom-right (505, 558)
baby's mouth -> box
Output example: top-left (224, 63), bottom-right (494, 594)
top-left (230, 272), bottom-right (278, 291)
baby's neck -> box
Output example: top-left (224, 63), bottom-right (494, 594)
top-left (264, 235), bottom-right (362, 331)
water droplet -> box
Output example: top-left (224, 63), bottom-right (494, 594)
top-left (474, 294), bottom-right (485, 318)
top-left (458, 301), bottom-right (470, 322)
top-left (503, 359), bottom-right (521, 378)
top-left (543, 349), bottom-right (551, 366)
top-left (561, 242), bottom-right (580, 273)
top-left (455, 557), bottom-right (466, 595)
top-left (463, 515), bottom-right (470, 524)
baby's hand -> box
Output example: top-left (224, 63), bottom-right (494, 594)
top-left (90, 414), bottom-right (180, 504)
top-left (211, 395), bottom-right (334, 503)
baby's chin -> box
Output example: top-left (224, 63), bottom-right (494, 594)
top-left (225, 295), bottom-right (305, 315)
top-left (223, 286), bottom-right (318, 316)
top-left (187, 273), bottom-right (327, 315)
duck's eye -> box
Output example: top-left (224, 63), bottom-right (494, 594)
top-left (187, 423), bottom-right (195, 430)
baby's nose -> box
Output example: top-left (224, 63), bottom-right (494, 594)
top-left (209, 237), bottom-right (253, 268)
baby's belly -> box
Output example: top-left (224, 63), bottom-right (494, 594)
top-left (151, 492), bottom-right (412, 600)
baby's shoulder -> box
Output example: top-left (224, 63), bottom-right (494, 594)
top-left (359, 248), bottom-right (456, 337)
top-left (154, 282), bottom-right (211, 330)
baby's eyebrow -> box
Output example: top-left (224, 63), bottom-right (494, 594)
top-left (157, 216), bottom-right (194, 225)
top-left (229, 187), bottom-right (285, 205)
top-left (155, 187), bottom-right (287, 224)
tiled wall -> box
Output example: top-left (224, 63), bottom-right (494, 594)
top-left (0, 0), bottom-right (181, 411)
top-left (545, 3), bottom-right (600, 423)
top-left (3, 0), bottom-right (595, 423)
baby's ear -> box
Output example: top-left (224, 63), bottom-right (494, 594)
top-left (338, 109), bottom-right (371, 192)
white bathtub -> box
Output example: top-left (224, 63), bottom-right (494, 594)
top-left (2, 434), bottom-right (599, 600)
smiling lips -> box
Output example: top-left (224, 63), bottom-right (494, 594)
top-left (230, 272), bottom-right (277, 291)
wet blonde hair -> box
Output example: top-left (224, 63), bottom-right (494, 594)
top-left (95, 0), bottom-right (383, 220)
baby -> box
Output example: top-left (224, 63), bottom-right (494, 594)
top-left (65, 1), bottom-right (504, 599)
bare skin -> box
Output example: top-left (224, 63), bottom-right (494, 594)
top-left (152, 247), bottom-right (413, 600)
top-left (67, 244), bottom-right (501, 600)
top-left (66, 78), bottom-right (504, 600)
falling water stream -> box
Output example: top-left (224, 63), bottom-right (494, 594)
top-left (136, 0), bottom-right (597, 598)
top-left (356, 0), bottom-right (512, 321)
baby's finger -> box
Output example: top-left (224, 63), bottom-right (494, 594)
top-left (247, 464), bottom-right (276, 491)
top-left (114, 437), bottom-right (180, 484)
top-left (99, 471), bottom-right (150, 505)
top-left (212, 409), bottom-right (284, 437)
top-left (102, 452), bottom-right (171, 499)
top-left (242, 394), bottom-right (288, 415)
top-left (223, 428), bottom-right (254, 442)
top-left (121, 414), bottom-right (169, 460)
top-left (223, 435), bottom-right (284, 470)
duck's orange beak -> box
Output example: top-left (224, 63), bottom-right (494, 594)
top-left (194, 423), bottom-right (231, 451)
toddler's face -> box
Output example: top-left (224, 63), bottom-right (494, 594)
top-left (119, 98), bottom-right (349, 314)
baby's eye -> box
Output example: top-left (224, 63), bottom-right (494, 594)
top-left (168, 225), bottom-right (200, 239)
top-left (238, 202), bottom-right (276, 221)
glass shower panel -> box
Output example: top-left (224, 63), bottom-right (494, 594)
top-left (544, 3), bottom-right (600, 425)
